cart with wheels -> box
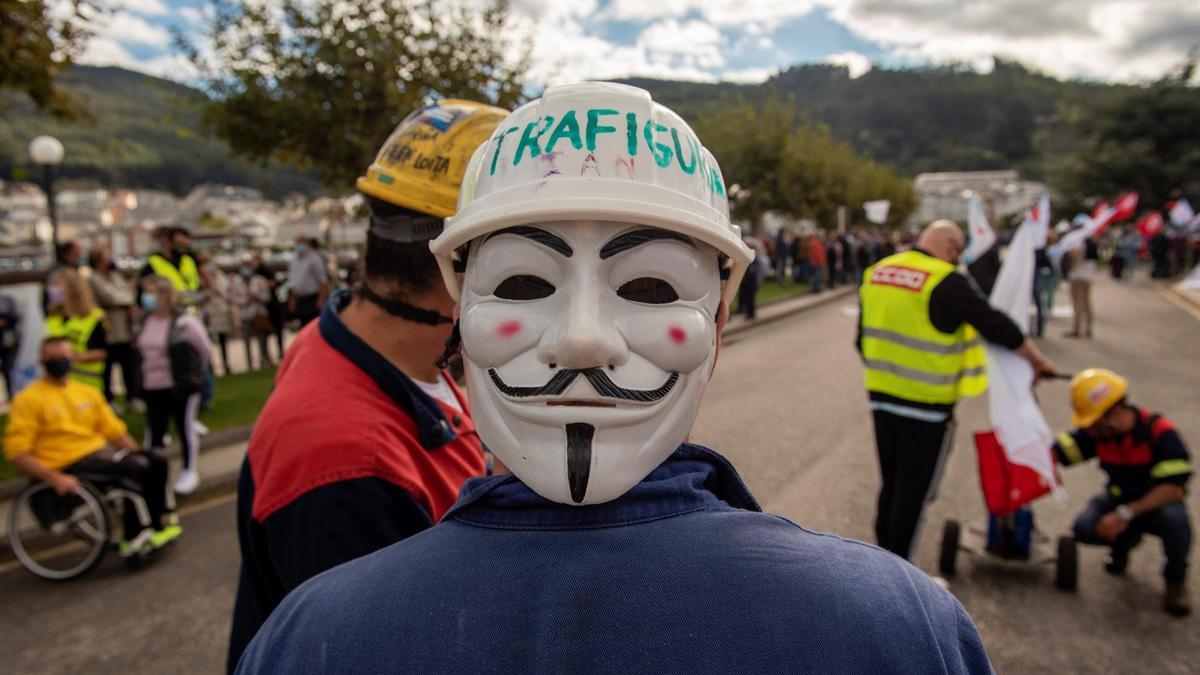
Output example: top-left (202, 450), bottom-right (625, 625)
top-left (938, 429), bottom-right (1078, 591)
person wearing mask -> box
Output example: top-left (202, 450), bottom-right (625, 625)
top-left (44, 268), bottom-right (108, 392)
top-left (236, 83), bottom-right (991, 675)
top-left (136, 276), bottom-right (211, 496)
top-left (88, 246), bottom-right (138, 411)
top-left (1054, 369), bottom-right (1192, 616)
top-left (857, 220), bottom-right (1057, 559)
top-left (238, 264), bottom-right (274, 369)
top-left (1066, 233), bottom-right (1099, 338)
top-left (227, 100), bottom-right (501, 671)
top-left (286, 237), bottom-right (330, 327)
top-left (141, 226), bottom-right (204, 298)
top-left (200, 255), bottom-right (238, 376)
top-left (251, 254), bottom-right (286, 358)
top-left (4, 337), bottom-right (180, 556)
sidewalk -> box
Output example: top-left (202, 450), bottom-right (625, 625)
top-left (0, 286), bottom-right (854, 550)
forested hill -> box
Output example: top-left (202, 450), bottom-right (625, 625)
top-left (0, 66), bottom-right (321, 198)
top-left (2, 61), bottom-right (1141, 196)
top-left (618, 60), bottom-right (1137, 178)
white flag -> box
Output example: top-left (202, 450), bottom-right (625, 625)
top-left (3, 284), bottom-right (47, 395)
top-left (1169, 198), bottom-right (1195, 227)
top-left (863, 200), bottom-right (890, 225)
top-left (985, 219), bottom-right (1062, 495)
top-left (962, 195), bottom-right (996, 265)
top-left (1032, 192), bottom-right (1050, 249)
top-left (1048, 205), bottom-right (1116, 264)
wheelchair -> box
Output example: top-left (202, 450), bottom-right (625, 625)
top-left (7, 473), bottom-right (155, 581)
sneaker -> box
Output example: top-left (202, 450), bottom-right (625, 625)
top-left (1104, 550), bottom-right (1129, 576)
top-left (174, 469), bottom-right (200, 495)
top-left (119, 529), bottom-right (155, 557)
top-left (1164, 582), bottom-right (1191, 617)
top-left (150, 524), bottom-right (183, 549)
top-left (194, 420), bottom-right (210, 436)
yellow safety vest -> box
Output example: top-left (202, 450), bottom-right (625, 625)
top-left (147, 253), bottom-right (201, 292)
top-left (859, 250), bottom-right (988, 405)
top-left (44, 308), bottom-right (107, 390)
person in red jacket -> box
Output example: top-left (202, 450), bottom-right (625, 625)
top-left (807, 234), bottom-right (827, 293)
top-left (227, 100), bottom-right (507, 671)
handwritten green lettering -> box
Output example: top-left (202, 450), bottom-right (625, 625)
top-left (545, 111), bottom-right (583, 153)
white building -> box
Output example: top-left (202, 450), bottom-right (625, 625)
top-left (910, 170), bottom-right (1044, 227)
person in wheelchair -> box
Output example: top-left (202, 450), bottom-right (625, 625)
top-left (3, 336), bottom-right (181, 556)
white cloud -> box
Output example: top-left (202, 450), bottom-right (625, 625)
top-left (831, 0), bottom-right (1200, 82)
top-left (114, 0), bottom-right (169, 16)
top-left (177, 6), bottom-right (204, 25)
top-left (824, 50), bottom-right (872, 78)
top-left (720, 66), bottom-right (778, 83)
top-left (103, 13), bottom-right (174, 48)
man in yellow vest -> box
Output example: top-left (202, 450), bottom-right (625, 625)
top-left (141, 226), bottom-right (203, 293)
top-left (858, 219), bottom-right (1057, 559)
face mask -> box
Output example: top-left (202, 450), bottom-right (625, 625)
top-left (459, 221), bottom-right (721, 505)
top-left (46, 286), bottom-right (66, 306)
top-left (140, 292), bottom-right (159, 312)
top-left (240, 268), bottom-right (252, 278)
top-left (295, 244), bottom-right (309, 256)
top-left (44, 357), bottom-right (72, 379)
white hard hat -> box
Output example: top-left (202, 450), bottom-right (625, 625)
top-left (430, 82), bottom-right (754, 307)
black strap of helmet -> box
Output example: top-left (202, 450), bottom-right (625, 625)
top-left (360, 284), bottom-right (453, 325)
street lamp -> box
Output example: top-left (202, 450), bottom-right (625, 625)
top-left (29, 135), bottom-right (65, 254)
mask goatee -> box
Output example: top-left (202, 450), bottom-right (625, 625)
top-left (565, 423), bottom-right (595, 504)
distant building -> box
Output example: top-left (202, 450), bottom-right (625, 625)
top-left (910, 170), bottom-right (1043, 227)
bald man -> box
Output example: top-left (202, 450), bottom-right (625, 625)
top-left (857, 220), bottom-right (1055, 559)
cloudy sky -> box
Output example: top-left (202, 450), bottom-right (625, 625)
top-left (83, 0), bottom-right (1199, 85)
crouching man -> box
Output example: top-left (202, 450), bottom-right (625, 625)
top-left (235, 83), bottom-right (992, 673)
top-left (1056, 369), bottom-right (1192, 616)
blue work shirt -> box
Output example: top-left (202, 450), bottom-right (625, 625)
top-left (237, 444), bottom-right (992, 674)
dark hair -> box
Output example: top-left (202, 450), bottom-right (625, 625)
top-left (55, 240), bottom-right (79, 263)
top-left (360, 197), bottom-right (443, 299)
top-left (41, 336), bottom-right (72, 351)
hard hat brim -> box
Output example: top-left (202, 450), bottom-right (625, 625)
top-left (430, 178), bottom-right (754, 308)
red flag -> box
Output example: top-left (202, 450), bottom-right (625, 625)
top-left (1112, 191), bottom-right (1139, 221)
top-left (1091, 201), bottom-right (1110, 219)
top-left (1137, 211), bottom-right (1164, 237)
top-left (975, 430), bottom-right (1055, 516)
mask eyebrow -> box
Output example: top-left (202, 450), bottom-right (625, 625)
top-left (489, 226), bottom-right (573, 258)
top-left (599, 229), bottom-right (695, 259)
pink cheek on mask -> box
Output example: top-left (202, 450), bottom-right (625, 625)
top-left (668, 326), bottom-right (688, 345)
top-left (496, 320), bottom-right (523, 338)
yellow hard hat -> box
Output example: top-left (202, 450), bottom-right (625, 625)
top-left (356, 99), bottom-right (509, 219)
top-left (1069, 368), bottom-right (1129, 428)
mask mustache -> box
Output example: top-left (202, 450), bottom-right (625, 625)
top-left (487, 367), bottom-right (679, 402)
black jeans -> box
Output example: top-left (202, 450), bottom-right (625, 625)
top-left (872, 410), bottom-right (955, 559)
top-left (66, 447), bottom-right (169, 536)
top-left (294, 293), bottom-right (320, 327)
top-left (143, 388), bottom-right (202, 470)
top-left (738, 273), bottom-right (758, 320)
top-left (1, 347), bottom-right (16, 400)
top-left (103, 341), bottom-right (139, 404)
top-left (1073, 492), bottom-right (1192, 583)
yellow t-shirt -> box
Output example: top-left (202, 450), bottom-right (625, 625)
top-left (3, 379), bottom-right (128, 470)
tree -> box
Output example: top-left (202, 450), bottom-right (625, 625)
top-left (0, 0), bottom-right (103, 116)
top-left (185, 0), bottom-right (530, 190)
top-left (694, 98), bottom-right (915, 231)
top-left (1056, 59), bottom-right (1200, 210)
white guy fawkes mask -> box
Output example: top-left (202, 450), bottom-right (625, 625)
top-left (459, 220), bottom-right (722, 505)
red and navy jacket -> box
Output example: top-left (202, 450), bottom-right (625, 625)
top-left (227, 292), bottom-right (485, 672)
top-left (1053, 408), bottom-right (1191, 502)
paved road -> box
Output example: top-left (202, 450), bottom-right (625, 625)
top-left (1, 276), bottom-right (1196, 673)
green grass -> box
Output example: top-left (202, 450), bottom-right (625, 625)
top-left (0, 367), bottom-right (277, 482)
top-left (732, 279), bottom-right (814, 313)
